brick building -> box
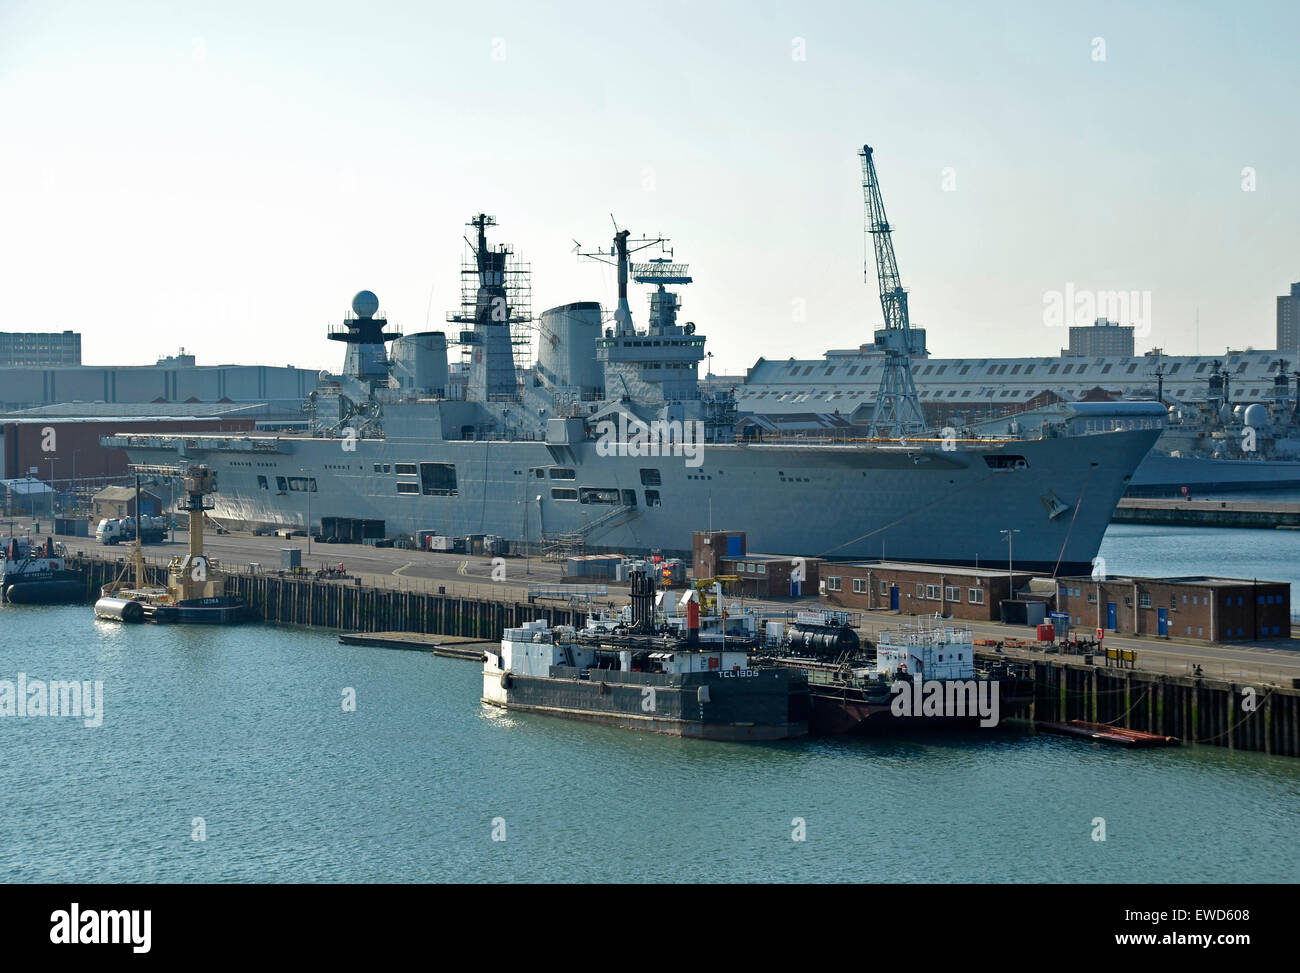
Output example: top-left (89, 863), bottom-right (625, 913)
top-left (1054, 576), bottom-right (1290, 642)
top-left (691, 530), bottom-right (821, 597)
top-left (818, 561), bottom-right (1033, 621)
top-left (92, 486), bottom-right (163, 520)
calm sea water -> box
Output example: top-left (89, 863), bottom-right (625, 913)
top-left (2, 525), bottom-right (1299, 883)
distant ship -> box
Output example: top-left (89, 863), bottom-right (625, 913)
top-left (107, 212), bottom-right (1161, 575)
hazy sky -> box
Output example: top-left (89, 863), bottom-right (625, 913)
top-left (2, 0), bottom-right (1296, 374)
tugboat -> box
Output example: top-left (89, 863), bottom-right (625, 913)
top-left (482, 570), bottom-right (808, 740)
top-left (1, 536), bottom-right (84, 604)
top-left (94, 466), bottom-right (247, 624)
top-left (770, 615), bottom-right (1035, 734)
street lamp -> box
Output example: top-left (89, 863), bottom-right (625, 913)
top-left (1000, 528), bottom-right (1021, 601)
top-left (48, 456), bottom-right (59, 520)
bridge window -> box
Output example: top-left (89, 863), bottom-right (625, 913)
top-left (551, 488), bottom-right (577, 500)
top-left (549, 468), bottom-right (576, 479)
top-left (397, 482), bottom-right (419, 494)
top-left (395, 463), bottom-right (417, 476)
top-left (257, 475), bottom-right (268, 489)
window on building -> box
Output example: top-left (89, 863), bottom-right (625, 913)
top-left (945, 585), bottom-right (959, 601)
top-left (969, 588), bottom-right (984, 604)
top-left (852, 578), bottom-right (867, 593)
top-left (1139, 593), bottom-right (1151, 608)
top-left (827, 577), bottom-right (842, 592)
top-left (925, 584), bottom-right (940, 600)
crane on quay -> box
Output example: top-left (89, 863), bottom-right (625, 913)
top-left (860, 144), bottom-right (927, 439)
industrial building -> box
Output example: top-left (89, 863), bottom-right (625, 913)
top-left (738, 348), bottom-right (1287, 425)
top-left (818, 561), bottom-right (1033, 621)
top-left (691, 530), bottom-right (821, 596)
top-left (0, 477), bottom-right (55, 516)
top-left (1054, 576), bottom-right (1290, 642)
top-left (0, 330), bottom-right (81, 367)
top-left (1064, 318), bottom-right (1135, 358)
top-left (0, 354), bottom-right (320, 414)
top-left (1279, 282), bottom-right (1300, 357)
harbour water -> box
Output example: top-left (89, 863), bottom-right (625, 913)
top-left (2, 524), bottom-right (1298, 883)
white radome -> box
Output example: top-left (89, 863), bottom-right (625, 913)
top-left (352, 290), bottom-right (380, 318)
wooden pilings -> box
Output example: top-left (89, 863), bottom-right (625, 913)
top-left (73, 555), bottom-right (579, 641)
top-left (994, 652), bottom-right (1300, 759)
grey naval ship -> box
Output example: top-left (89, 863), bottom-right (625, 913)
top-left (108, 212), bottom-right (1162, 576)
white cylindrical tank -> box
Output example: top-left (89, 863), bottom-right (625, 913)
top-left (538, 302), bottom-right (603, 393)
top-left (391, 332), bottom-right (448, 395)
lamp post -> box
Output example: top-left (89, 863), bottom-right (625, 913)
top-left (48, 456), bottom-right (59, 520)
top-left (1000, 528), bottom-right (1021, 602)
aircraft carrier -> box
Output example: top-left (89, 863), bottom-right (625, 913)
top-left (107, 200), bottom-right (1162, 576)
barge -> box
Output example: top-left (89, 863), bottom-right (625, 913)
top-left (481, 571), bottom-right (808, 740)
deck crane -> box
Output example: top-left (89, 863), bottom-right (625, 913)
top-left (860, 145), bottom-right (926, 438)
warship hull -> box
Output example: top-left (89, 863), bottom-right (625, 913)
top-left (1128, 451), bottom-right (1300, 496)
top-left (117, 425), bottom-right (1159, 575)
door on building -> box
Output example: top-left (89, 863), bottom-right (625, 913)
top-left (1157, 607), bottom-right (1168, 636)
top-left (1106, 602), bottom-right (1117, 630)
top-left (790, 579), bottom-right (801, 597)
top-left (889, 586), bottom-right (900, 610)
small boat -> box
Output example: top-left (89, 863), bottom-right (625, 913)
top-left (94, 466), bottom-right (247, 625)
top-left (1, 536), bottom-right (84, 604)
top-left (769, 616), bottom-right (1036, 734)
top-left (1036, 720), bottom-right (1180, 748)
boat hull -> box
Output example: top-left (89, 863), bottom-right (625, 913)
top-left (120, 425), bottom-right (1161, 575)
top-left (3, 577), bottom-right (84, 604)
top-left (483, 668), bottom-right (809, 740)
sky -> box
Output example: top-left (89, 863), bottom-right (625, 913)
top-left (1, 0), bottom-right (1296, 374)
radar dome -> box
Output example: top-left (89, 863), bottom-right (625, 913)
top-left (1243, 403), bottom-right (1269, 429)
top-left (351, 290), bottom-right (380, 319)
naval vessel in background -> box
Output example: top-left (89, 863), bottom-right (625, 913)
top-left (106, 148), bottom-right (1163, 576)
top-left (109, 213), bottom-right (1158, 575)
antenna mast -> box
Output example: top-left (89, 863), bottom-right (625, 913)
top-left (574, 216), bottom-right (671, 336)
